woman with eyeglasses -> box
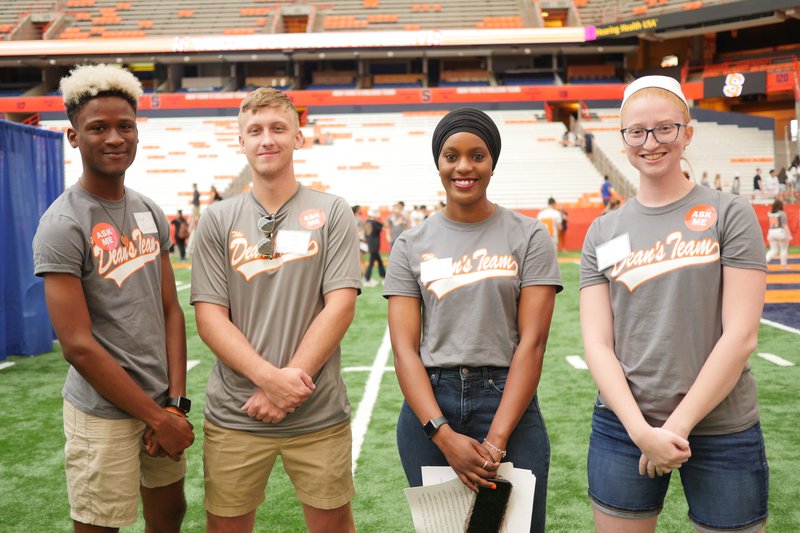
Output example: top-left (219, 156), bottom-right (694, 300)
top-left (383, 108), bottom-right (562, 532)
top-left (580, 76), bottom-right (769, 533)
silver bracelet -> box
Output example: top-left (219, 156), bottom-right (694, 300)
top-left (483, 439), bottom-right (507, 458)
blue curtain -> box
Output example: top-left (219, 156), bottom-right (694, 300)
top-left (0, 120), bottom-right (64, 358)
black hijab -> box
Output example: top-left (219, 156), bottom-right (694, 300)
top-left (431, 107), bottom-right (501, 170)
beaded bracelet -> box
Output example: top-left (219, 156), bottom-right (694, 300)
top-left (483, 439), bottom-right (507, 458)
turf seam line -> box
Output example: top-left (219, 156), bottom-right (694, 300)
top-left (350, 326), bottom-right (392, 475)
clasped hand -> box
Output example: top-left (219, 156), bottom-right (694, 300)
top-left (263, 367), bottom-right (315, 410)
top-left (636, 426), bottom-right (691, 478)
top-left (143, 412), bottom-right (194, 461)
top-left (436, 430), bottom-right (500, 493)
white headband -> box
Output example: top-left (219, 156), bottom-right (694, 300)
top-left (621, 75), bottom-right (689, 112)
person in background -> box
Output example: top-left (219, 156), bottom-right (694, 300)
top-left (713, 173), bottom-right (722, 191)
top-left (364, 207), bottom-right (386, 287)
top-left (190, 182), bottom-right (201, 226)
top-left (580, 75), bottom-right (768, 533)
top-left (191, 87), bottom-right (360, 533)
top-left (536, 197), bottom-right (563, 250)
top-left (752, 168), bottom-right (762, 193)
top-left (601, 176), bottom-right (615, 207)
top-left (766, 198), bottom-right (792, 270)
top-left (731, 174), bottom-right (741, 195)
top-left (700, 171), bottom-right (710, 187)
top-left (387, 201), bottom-right (409, 250)
top-left (352, 204), bottom-right (368, 277)
top-left (171, 209), bottom-right (189, 261)
top-left (33, 63), bottom-right (194, 533)
top-left (765, 169), bottom-right (779, 197)
top-left (210, 185), bottom-right (223, 202)
top-left (385, 108), bottom-right (562, 532)
top-left (777, 167), bottom-right (788, 193)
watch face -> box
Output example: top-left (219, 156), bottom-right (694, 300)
top-left (424, 417), bottom-right (446, 439)
top-left (167, 396), bottom-right (191, 414)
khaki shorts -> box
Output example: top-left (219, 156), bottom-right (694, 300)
top-left (63, 400), bottom-right (187, 527)
top-left (203, 418), bottom-right (354, 517)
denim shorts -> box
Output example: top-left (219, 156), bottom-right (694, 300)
top-left (396, 366), bottom-right (550, 533)
top-left (587, 404), bottom-right (769, 533)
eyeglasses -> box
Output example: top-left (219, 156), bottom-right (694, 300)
top-left (257, 214), bottom-right (276, 259)
top-left (620, 123), bottom-right (687, 147)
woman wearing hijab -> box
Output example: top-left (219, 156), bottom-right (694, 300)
top-left (383, 108), bottom-right (562, 532)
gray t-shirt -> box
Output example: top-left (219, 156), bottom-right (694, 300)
top-left (580, 185), bottom-right (766, 435)
top-left (33, 185), bottom-right (172, 419)
top-left (190, 186), bottom-right (361, 436)
top-left (383, 207), bottom-right (563, 368)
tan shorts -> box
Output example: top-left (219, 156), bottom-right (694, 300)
top-left (203, 418), bottom-right (354, 517)
top-left (63, 400), bottom-right (187, 527)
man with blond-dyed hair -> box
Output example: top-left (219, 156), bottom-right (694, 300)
top-left (191, 87), bottom-right (361, 532)
top-left (33, 64), bottom-right (194, 532)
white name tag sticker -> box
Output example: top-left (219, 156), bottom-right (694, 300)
top-left (596, 233), bottom-right (632, 271)
top-left (276, 230), bottom-right (311, 255)
top-left (133, 212), bottom-right (158, 234)
top-left (420, 257), bottom-right (453, 283)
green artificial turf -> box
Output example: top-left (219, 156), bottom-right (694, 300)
top-left (0, 256), bottom-right (797, 531)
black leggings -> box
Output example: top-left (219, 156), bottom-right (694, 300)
top-left (365, 252), bottom-right (385, 281)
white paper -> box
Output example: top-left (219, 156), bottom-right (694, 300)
top-left (405, 478), bottom-right (472, 533)
top-left (408, 464), bottom-right (536, 533)
top-left (133, 211), bottom-right (158, 234)
top-left (420, 257), bottom-right (453, 283)
top-left (276, 230), bottom-right (311, 255)
top-left (596, 233), bottom-right (631, 271)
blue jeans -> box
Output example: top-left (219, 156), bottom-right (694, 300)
top-left (588, 404), bottom-right (769, 532)
top-left (396, 366), bottom-right (550, 533)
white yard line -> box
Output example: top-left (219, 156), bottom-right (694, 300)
top-left (175, 282), bottom-right (191, 292)
top-left (756, 352), bottom-right (795, 367)
top-left (565, 355), bottom-right (589, 370)
top-left (342, 366), bottom-right (394, 373)
top-left (0, 362), bottom-right (16, 371)
top-left (350, 327), bottom-right (392, 474)
top-left (760, 318), bottom-right (800, 336)
top-left (187, 359), bottom-right (201, 371)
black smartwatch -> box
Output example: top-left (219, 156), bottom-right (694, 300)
top-left (165, 396), bottom-right (191, 415)
top-left (423, 416), bottom-right (448, 439)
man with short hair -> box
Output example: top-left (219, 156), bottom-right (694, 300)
top-left (536, 197), bottom-right (563, 249)
top-left (753, 168), bottom-right (762, 192)
top-left (191, 87), bottom-right (361, 533)
top-left (33, 63), bottom-right (194, 533)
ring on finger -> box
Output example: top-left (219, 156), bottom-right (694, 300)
top-left (482, 459), bottom-right (488, 469)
